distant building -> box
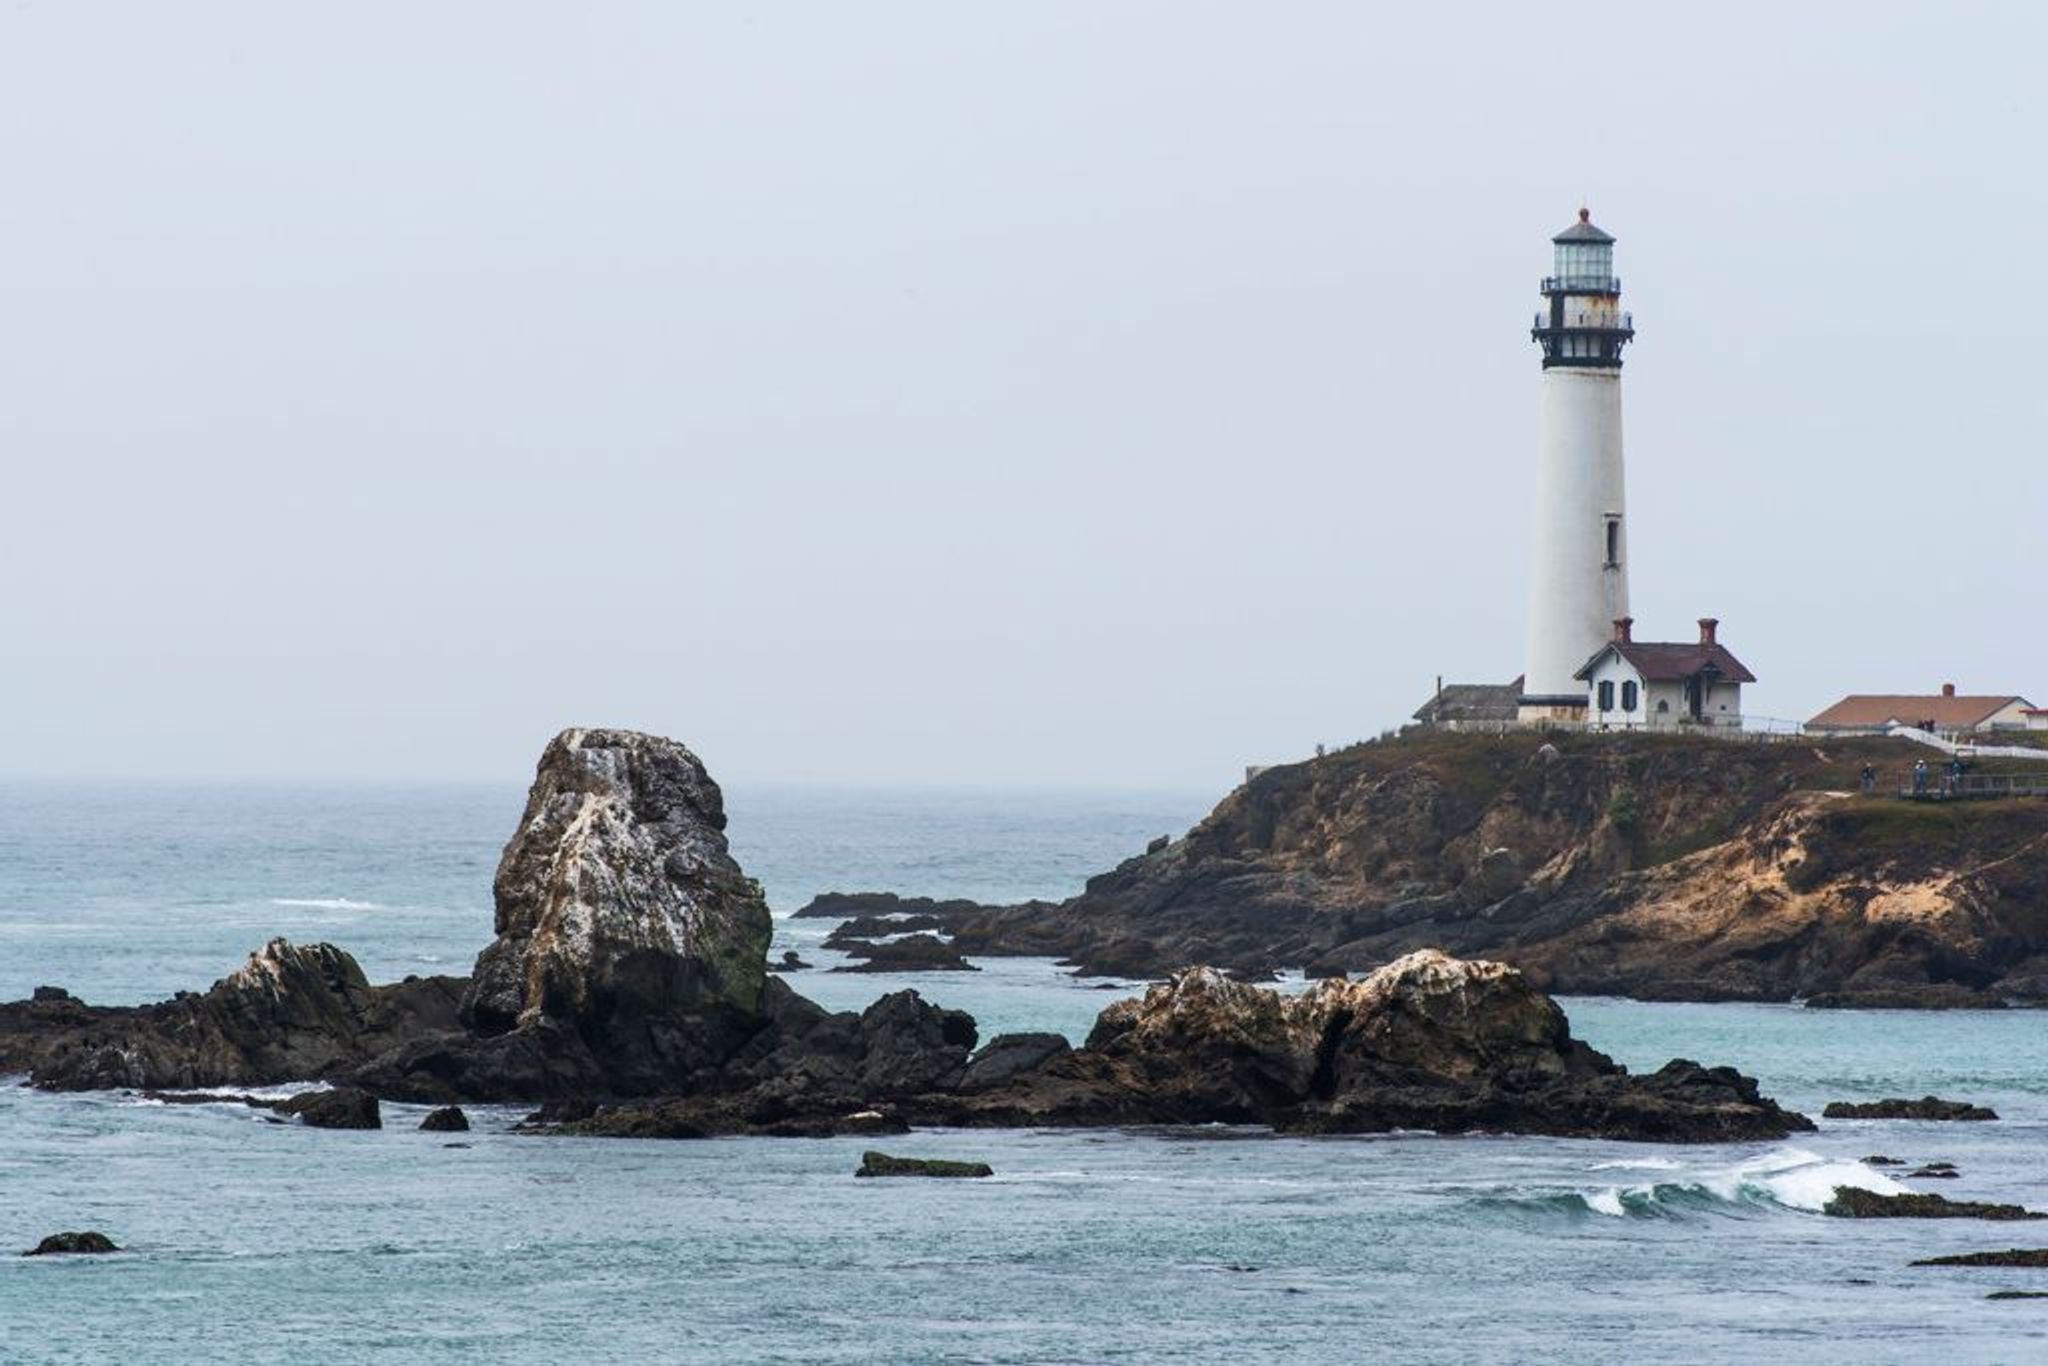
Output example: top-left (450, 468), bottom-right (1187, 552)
top-left (1413, 678), bottom-right (1523, 730)
top-left (1807, 685), bottom-right (2037, 737)
top-left (1574, 617), bottom-right (1753, 730)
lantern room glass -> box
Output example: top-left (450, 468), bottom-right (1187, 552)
top-left (1553, 241), bottom-right (1613, 289)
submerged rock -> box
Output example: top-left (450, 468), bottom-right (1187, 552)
top-left (23, 1232), bottom-right (120, 1256)
top-left (1824, 1189), bottom-right (2044, 1220)
top-left (1823, 1097), bottom-right (1998, 1122)
top-left (419, 1105), bottom-right (470, 1133)
top-left (1914, 1249), bottom-right (2048, 1267)
top-left (1985, 1290), bottom-right (2048, 1300)
top-left (855, 1151), bottom-right (993, 1179)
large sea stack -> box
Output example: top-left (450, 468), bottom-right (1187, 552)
top-left (460, 728), bottom-right (772, 1075)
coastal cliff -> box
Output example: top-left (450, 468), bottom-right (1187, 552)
top-left (893, 732), bottom-right (2048, 1005)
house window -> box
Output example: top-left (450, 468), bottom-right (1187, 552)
top-left (1657, 699), bottom-right (1670, 713)
top-left (1622, 681), bottom-right (1639, 713)
top-left (1598, 680), bottom-right (1615, 711)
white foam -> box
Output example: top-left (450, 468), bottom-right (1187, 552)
top-left (1741, 1149), bottom-right (1907, 1212)
top-left (271, 898), bottom-right (383, 911)
top-left (1586, 1188), bottom-right (1627, 1216)
top-left (1588, 1157), bottom-right (1682, 1172)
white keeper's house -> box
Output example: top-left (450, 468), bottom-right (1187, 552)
top-left (1575, 617), bottom-right (1754, 730)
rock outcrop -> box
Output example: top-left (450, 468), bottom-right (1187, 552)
top-left (458, 728), bottom-right (773, 1089)
top-left (419, 1105), bottom-right (470, 1132)
top-left (856, 1151), bottom-right (993, 1178)
top-left (546, 951), bottom-right (1811, 1144)
top-left (23, 1232), bottom-right (120, 1256)
top-left (827, 731), bottom-right (2048, 1005)
top-left (1823, 1097), bottom-right (1999, 1121)
top-left (0, 940), bottom-right (461, 1091)
top-left (1824, 1189), bottom-right (2045, 1219)
top-left (1914, 1249), bottom-right (2048, 1267)
top-left (828, 934), bottom-right (979, 973)
top-left (276, 1087), bottom-right (381, 1129)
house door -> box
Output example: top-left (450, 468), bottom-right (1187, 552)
top-left (1685, 676), bottom-right (1704, 721)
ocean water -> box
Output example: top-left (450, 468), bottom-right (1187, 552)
top-left (4, 782), bottom-right (2048, 1364)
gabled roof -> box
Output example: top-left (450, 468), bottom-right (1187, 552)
top-left (1574, 641), bottom-right (1756, 685)
top-left (1808, 694), bottom-right (2033, 730)
top-left (1413, 678), bottom-right (1523, 724)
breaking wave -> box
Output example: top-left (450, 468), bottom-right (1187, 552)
top-left (1483, 1148), bottom-right (1907, 1220)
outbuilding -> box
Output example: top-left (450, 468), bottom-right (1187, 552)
top-left (1574, 618), bottom-right (1754, 730)
top-left (1807, 686), bottom-right (2036, 737)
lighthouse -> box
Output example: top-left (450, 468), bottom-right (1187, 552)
top-left (1518, 209), bottom-right (1636, 723)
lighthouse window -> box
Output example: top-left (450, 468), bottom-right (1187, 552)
top-left (1554, 241), bottom-right (1613, 287)
top-left (1604, 520), bottom-right (1620, 567)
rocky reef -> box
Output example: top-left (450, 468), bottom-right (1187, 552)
top-left (0, 941), bottom-right (459, 1090)
top-left (546, 951), bottom-right (1810, 1143)
top-left (2, 727), bottom-right (1813, 1145)
top-left (820, 731), bottom-right (2048, 1006)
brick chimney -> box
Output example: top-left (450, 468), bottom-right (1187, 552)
top-left (1698, 617), bottom-right (1719, 646)
top-left (1943, 682), bottom-right (1957, 698)
top-left (1612, 617), bottom-right (1633, 643)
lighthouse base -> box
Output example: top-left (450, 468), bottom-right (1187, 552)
top-left (1517, 694), bottom-right (1589, 726)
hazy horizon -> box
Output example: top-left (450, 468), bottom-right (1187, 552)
top-left (4, 3), bottom-right (2043, 790)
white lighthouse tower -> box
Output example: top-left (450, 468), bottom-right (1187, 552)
top-left (1518, 209), bottom-right (1636, 723)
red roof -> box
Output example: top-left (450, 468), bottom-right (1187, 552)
top-left (1808, 694), bottom-right (2033, 730)
top-left (1575, 641), bottom-right (1756, 684)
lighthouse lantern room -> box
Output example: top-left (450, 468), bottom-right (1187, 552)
top-left (1519, 209), bottom-right (1636, 722)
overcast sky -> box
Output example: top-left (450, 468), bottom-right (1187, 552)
top-left (2, 3), bottom-right (2043, 789)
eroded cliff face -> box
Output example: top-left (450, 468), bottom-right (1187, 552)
top-left (937, 733), bottom-right (2048, 1004)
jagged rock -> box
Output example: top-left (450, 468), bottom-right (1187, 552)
top-left (23, 1232), bottom-right (119, 1256)
top-left (909, 953), bottom-right (1811, 1142)
top-left (856, 1151), bottom-right (992, 1178)
top-left (1916, 1250), bottom-right (2048, 1267)
top-left (453, 728), bottom-right (774, 1092)
top-left (1825, 1189), bottom-right (2044, 1219)
top-left (1824, 1097), bottom-right (1998, 1121)
top-left (277, 1087), bottom-right (381, 1129)
top-left (419, 1106), bottom-right (469, 1133)
top-left (768, 951), bottom-right (812, 973)
top-left (959, 1033), bottom-right (1071, 1091)
top-left (828, 934), bottom-right (979, 973)
top-left (1, 940), bottom-right (461, 1091)
top-left (1865, 1155), bottom-right (1905, 1166)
